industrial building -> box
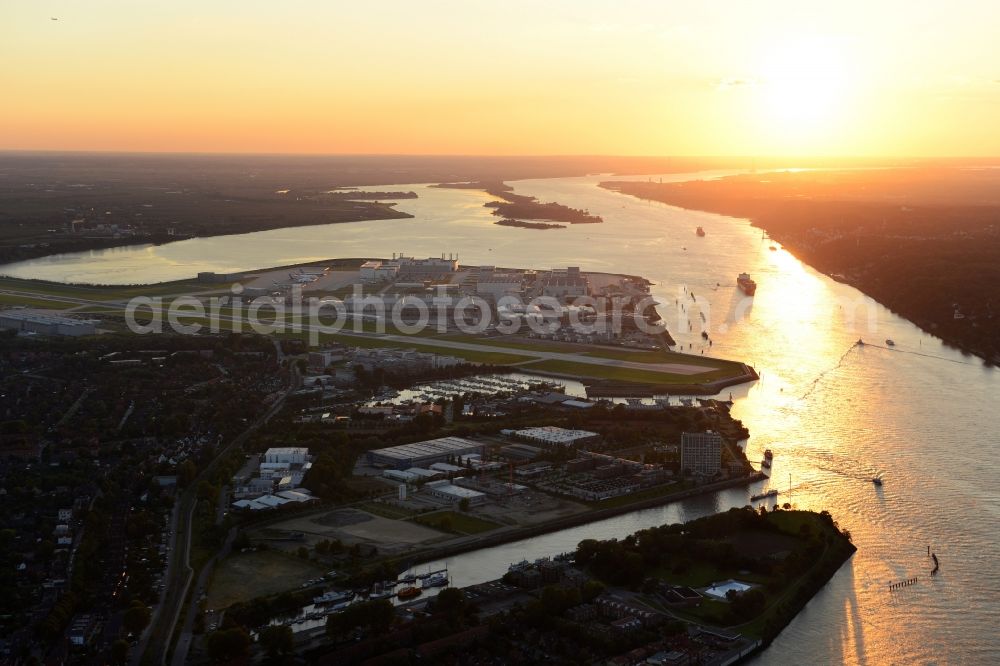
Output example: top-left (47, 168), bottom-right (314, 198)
top-left (423, 479), bottom-right (487, 506)
top-left (505, 426), bottom-right (600, 448)
top-left (500, 443), bottom-right (545, 461)
top-left (0, 312), bottom-right (97, 337)
top-left (359, 260), bottom-right (401, 283)
top-left (476, 270), bottom-right (526, 302)
top-left (538, 266), bottom-right (590, 300)
top-left (366, 436), bottom-right (484, 469)
top-left (680, 432), bottom-right (722, 477)
top-left (264, 447), bottom-right (310, 464)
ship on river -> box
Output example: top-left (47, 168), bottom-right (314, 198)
top-left (738, 272), bottom-right (757, 296)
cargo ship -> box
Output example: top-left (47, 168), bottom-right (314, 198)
top-left (737, 273), bottom-right (757, 296)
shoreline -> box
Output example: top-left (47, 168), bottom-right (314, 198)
top-left (600, 179), bottom-right (999, 366)
top-left (400, 472), bottom-right (768, 568)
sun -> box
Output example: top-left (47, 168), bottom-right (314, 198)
top-left (753, 37), bottom-right (855, 141)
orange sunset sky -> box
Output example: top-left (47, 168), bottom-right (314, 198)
top-left (2, 1), bottom-right (999, 156)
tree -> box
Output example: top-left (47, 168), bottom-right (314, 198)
top-left (177, 459), bottom-right (198, 487)
top-left (123, 601), bottom-right (151, 636)
top-left (258, 624), bottom-right (294, 658)
top-left (110, 639), bottom-right (129, 665)
top-left (206, 627), bottom-right (251, 662)
top-left (433, 587), bottom-right (465, 616)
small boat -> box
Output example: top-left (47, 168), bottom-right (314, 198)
top-left (368, 582), bottom-right (394, 600)
top-left (701, 331), bottom-right (709, 340)
top-left (769, 245), bottom-right (777, 251)
top-left (696, 226), bottom-right (706, 237)
top-left (397, 586), bottom-right (422, 600)
top-left (761, 449), bottom-right (773, 469)
top-left (885, 339), bottom-right (895, 346)
top-left (313, 590), bottom-right (352, 605)
top-left (399, 573), bottom-right (416, 584)
top-left (751, 489), bottom-right (779, 501)
top-left (423, 572), bottom-right (449, 588)
top-left (872, 477), bottom-right (883, 486)
top-left (857, 338), bottom-right (865, 346)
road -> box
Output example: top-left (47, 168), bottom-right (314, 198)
top-left (141, 363), bottom-right (300, 665)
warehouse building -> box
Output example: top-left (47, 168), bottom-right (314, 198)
top-left (0, 312), bottom-right (97, 337)
top-left (366, 436), bottom-right (484, 469)
top-left (423, 479), bottom-right (487, 506)
top-left (505, 426), bottom-right (600, 448)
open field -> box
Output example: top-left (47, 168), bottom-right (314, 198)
top-left (0, 294), bottom-right (79, 309)
top-left (411, 511), bottom-right (503, 535)
top-left (205, 549), bottom-right (326, 610)
top-left (518, 358), bottom-right (743, 385)
top-left (255, 508), bottom-right (450, 556)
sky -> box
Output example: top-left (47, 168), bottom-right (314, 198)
top-left (2, 1), bottom-right (999, 156)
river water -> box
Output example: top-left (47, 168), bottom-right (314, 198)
top-left (3, 172), bottom-right (997, 664)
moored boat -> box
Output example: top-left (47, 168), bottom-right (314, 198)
top-left (423, 572), bottom-right (449, 588)
top-left (397, 586), bottom-right (422, 600)
top-left (751, 489), bottom-right (779, 501)
top-left (313, 590), bottom-right (352, 605)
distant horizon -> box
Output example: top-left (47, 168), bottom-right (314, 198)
top-left (2, 149), bottom-right (998, 162)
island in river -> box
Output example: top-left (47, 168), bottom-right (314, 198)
top-left (602, 167), bottom-right (1000, 364)
top-left (435, 180), bottom-right (604, 225)
top-left (495, 217), bottom-right (566, 230)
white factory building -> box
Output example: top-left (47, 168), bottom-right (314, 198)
top-left (264, 447), bottom-right (310, 465)
top-left (504, 426), bottom-right (600, 448)
top-left (424, 479), bottom-right (487, 506)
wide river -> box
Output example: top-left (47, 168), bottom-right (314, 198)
top-left (3, 172), bottom-right (998, 664)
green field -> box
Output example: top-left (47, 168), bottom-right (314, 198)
top-left (585, 349), bottom-right (670, 363)
top-left (0, 294), bottom-right (80, 309)
top-left (205, 549), bottom-right (327, 610)
top-left (517, 359), bottom-right (743, 385)
top-left (412, 510), bottom-right (502, 535)
top-left (0, 277), bottom-right (209, 301)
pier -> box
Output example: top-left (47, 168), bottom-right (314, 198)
top-left (889, 577), bottom-right (918, 590)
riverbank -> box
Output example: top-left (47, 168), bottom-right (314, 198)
top-left (399, 473), bottom-right (767, 569)
top-left (600, 172), bottom-right (1000, 365)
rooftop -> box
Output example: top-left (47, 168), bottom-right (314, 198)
top-left (369, 436), bottom-right (481, 461)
